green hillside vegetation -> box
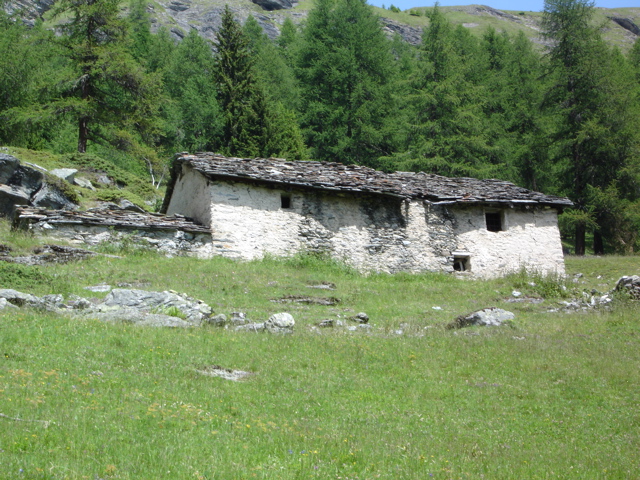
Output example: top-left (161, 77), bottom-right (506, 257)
top-left (2, 0), bottom-right (640, 255)
top-left (1, 221), bottom-right (639, 478)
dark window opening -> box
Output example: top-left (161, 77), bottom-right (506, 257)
top-left (280, 194), bottom-right (291, 209)
top-left (485, 212), bottom-right (502, 232)
top-left (453, 255), bottom-right (470, 272)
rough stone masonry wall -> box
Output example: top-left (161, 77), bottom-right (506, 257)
top-left (27, 222), bottom-right (214, 258)
top-left (165, 172), bottom-right (566, 277)
top-left (452, 206), bottom-right (565, 277)
top-left (167, 176), bottom-right (449, 273)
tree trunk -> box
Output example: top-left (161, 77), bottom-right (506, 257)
top-left (575, 223), bottom-right (586, 256)
top-left (78, 117), bottom-right (88, 153)
top-left (593, 230), bottom-right (604, 255)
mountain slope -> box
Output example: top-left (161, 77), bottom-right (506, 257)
top-left (5, 0), bottom-right (640, 50)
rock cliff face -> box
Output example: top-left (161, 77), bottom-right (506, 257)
top-left (4, 0), bottom-right (639, 48)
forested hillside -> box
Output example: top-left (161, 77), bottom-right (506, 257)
top-left (1, 0), bottom-right (640, 255)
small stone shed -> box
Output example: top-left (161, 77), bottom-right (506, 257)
top-left (162, 153), bottom-right (573, 278)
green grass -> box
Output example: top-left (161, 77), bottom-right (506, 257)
top-left (1, 233), bottom-right (639, 478)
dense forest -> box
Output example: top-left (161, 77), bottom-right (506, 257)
top-left (1, 0), bottom-right (640, 254)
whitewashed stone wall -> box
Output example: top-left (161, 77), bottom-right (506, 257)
top-left (452, 206), bottom-right (565, 277)
top-left (165, 169), bottom-right (566, 277)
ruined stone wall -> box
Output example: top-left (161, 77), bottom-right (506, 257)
top-left (27, 222), bottom-right (214, 258)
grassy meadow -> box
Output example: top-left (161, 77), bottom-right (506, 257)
top-left (1, 225), bottom-right (639, 479)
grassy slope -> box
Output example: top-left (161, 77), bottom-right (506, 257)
top-left (369, 5), bottom-right (640, 51)
top-left (1, 224), bottom-right (639, 479)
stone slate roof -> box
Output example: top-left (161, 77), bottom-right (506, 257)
top-left (166, 153), bottom-right (573, 209)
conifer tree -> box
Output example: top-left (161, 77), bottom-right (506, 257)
top-left (50, 0), bottom-right (163, 154)
top-left (214, 6), bottom-right (266, 157)
top-left (542, 0), bottom-right (640, 254)
top-left (394, 5), bottom-right (491, 177)
top-left (214, 7), bottom-right (306, 159)
top-left (297, 0), bottom-right (397, 166)
top-left (164, 29), bottom-right (221, 152)
top-left (128, 0), bottom-right (152, 64)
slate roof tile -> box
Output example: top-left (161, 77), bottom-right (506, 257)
top-left (170, 153), bottom-right (572, 208)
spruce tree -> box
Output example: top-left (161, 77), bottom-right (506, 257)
top-left (214, 7), bottom-right (306, 159)
top-left (214, 6), bottom-right (266, 157)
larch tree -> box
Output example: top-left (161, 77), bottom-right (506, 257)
top-left (51, 0), bottom-right (162, 154)
top-left (296, 0), bottom-right (397, 167)
top-left (542, 0), bottom-right (640, 254)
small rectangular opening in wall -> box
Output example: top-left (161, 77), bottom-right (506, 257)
top-left (485, 211), bottom-right (503, 232)
top-left (280, 194), bottom-right (291, 209)
top-left (453, 255), bottom-right (471, 272)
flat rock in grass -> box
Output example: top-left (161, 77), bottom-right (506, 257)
top-left (206, 313), bottom-right (227, 327)
top-left (0, 289), bottom-right (42, 308)
top-left (235, 322), bottom-right (266, 332)
top-left (50, 168), bottom-right (77, 183)
top-left (74, 177), bottom-right (94, 190)
top-left (265, 312), bottom-right (295, 334)
top-left (0, 297), bottom-right (19, 310)
top-left (307, 282), bottom-right (337, 290)
top-left (447, 308), bottom-right (515, 329)
top-left (348, 312), bottom-right (369, 324)
top-left (84, 284), bottom-right (112, 293)
top-left (101, 288), bottom-right (213, 324)
top-left (271, 295), bottom-right (340, 306)
top-left (88, 309), bottom-right (194, 327)
top-left (196, 365), bottom-right (253, 381)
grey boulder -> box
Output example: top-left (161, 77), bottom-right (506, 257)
top-left (448, 308), bottom-right (515, 329)
top-left (265, 312), bottom-right (295, 334)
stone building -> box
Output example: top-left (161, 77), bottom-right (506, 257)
top-left (162, 153), bottom-right (572, 278)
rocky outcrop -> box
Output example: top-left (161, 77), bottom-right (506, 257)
top-left (615, 275), bottom-right (640, 299)
top-left (0, 154), bottom-right (78, 218)
top-left (609, 17), bottom-right (640, 36)
top-left (380, 17), bottom-right (422, 45)
top-left (251, 0), bottom-right (296, 11)
top-left (0, 286), bottom-right (296, 332)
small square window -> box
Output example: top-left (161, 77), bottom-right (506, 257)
top-left (485, 212), bottom-right (502, 232)
top-left (453, 255), bottom-right (471, 272)
top-left (280, 194), bottom-right (291, 209)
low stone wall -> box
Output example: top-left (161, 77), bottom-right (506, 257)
top-left (15, 207), bottom-right (214, 258)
